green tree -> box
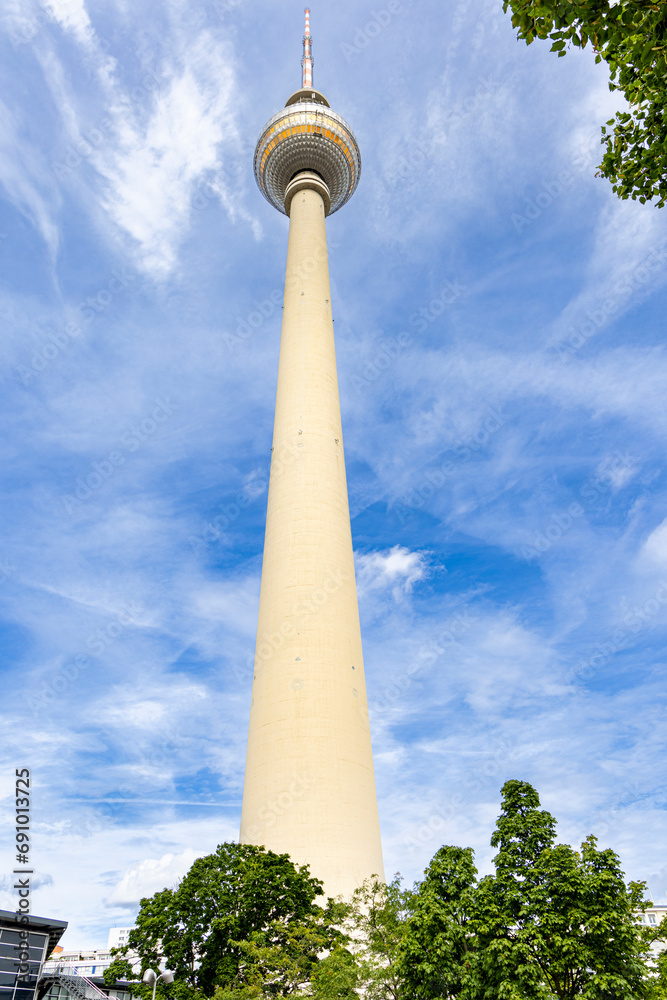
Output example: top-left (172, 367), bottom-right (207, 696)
top-left (399, 846), bottom-right (478, 999)
top-left (502, 0), bottom-right (667, 206)
top-left (349, 875), bottom-right (411, 1000)
top-left (102, 957), bottom-right (183, 1000)
top-left (472, 779), bottom-right (654, 999)
top-left (310, 945), bottom-right (359, 999)
top-left (644, 917), bottom-right (667, 1000)
top-left (213, 901), bottom-right (353, 998)
top-left (102, 958), bottom-right (135, 988)
top-left (119, 842), bottom-right (326, 997)
top-left (652, 948), bottom-right (667, 999)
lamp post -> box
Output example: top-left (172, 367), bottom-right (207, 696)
top-left (142, 968), bottom-right (174, 1000)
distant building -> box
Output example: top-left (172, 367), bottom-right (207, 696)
top-left (41, 926), bottom-right (138, 1000)
top-left (0, 907), bottom-right (67, 1000)
top-left (638, 903), bottom-right (667, 960)
top-left (42, 950), bottom-right (115, 979)
top-left (105, 931), bottom-right (134, 954)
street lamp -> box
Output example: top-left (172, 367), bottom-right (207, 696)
top-left (143, 968), bottom-right (174, 1000)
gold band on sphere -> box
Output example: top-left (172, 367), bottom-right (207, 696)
top-left (254, 92), bottom-right (361, 216)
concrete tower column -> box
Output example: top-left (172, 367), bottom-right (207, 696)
top-left (239, 173), bottom-right (384, 898)
top-left (241, 11), bottom-right (384, 899)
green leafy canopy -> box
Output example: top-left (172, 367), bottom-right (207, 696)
top-left (472, 779), bottom-right (655, 1000)
top-left (502, 0), bottom-right (667, 206)
top-left (117, 842), bottom-right (329, 997)
top-left (110, 791), bottom-right (663, 999)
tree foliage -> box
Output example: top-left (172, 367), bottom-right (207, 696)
top-left (118, 842), bottom-right (328, 997)
top-left (472, 779), bottom-right (653, 1000)
top-left (502, 0), bottom-right (667, 206)
top-left (398, 846), bottom-right (478, 1000)
top-left (111, 793), bottom-right (663, 999)
top-left (649, 947), bottom-right (667, 999)
top-left (309, 945), bottom-right (359, 1000)
top-left (102, 958), bottom-right (135, 988)
top-left (348, 875), bottom-right (411, 1000)
top-left (374, 781), bottom-right (659, 1000)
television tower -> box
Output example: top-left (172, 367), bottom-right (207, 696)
top-left (240, 9), bottom-right (385, 899)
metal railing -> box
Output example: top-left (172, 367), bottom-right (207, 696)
top-left (41, 963), bottom-right (110, 1000)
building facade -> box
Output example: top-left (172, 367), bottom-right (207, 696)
top-left (638, 904), bottom-right (667, 961)
top-left (0, 909), bottom-right (66, 1000)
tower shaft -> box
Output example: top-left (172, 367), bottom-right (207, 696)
top-left (240, 181), bottom-right (385, 898)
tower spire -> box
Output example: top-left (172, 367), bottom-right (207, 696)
top-left (301, 8), bottom-right (313, 89)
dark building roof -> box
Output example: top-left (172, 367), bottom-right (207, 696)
top-left (0, 909), bottom-right (68, 956)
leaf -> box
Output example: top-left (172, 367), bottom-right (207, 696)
top-left (501, 0), bottom-right (667, 206)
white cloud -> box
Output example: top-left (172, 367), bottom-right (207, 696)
top-left (105, 849), bottom-right (203, 907)
top-left (549, 199), bottom-right (667, 348)
top-left (356, 545), bottom-right (430, 600)
top-left (94, 32), bottom-right (249, 276)
top-left (0, 98), bottom-right (60, 255)
top-left (641, 518), bottom-right (667, 565)
top-left (48, 0), bottom-right (96, 48)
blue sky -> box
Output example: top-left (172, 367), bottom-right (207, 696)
top-left (0, 0), bottom-right (666, 948)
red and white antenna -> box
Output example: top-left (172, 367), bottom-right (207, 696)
top-left (301, 8), bottom-right (313, 88)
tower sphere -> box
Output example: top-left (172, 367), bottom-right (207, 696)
top-left (254, 88), bottom-right (361, 217)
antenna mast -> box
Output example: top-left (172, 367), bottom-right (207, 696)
top-left (301, 8), bottom-right (313, 88)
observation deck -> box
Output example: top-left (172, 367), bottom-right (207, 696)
top-left (254, 88), bottom-right (361, 217)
